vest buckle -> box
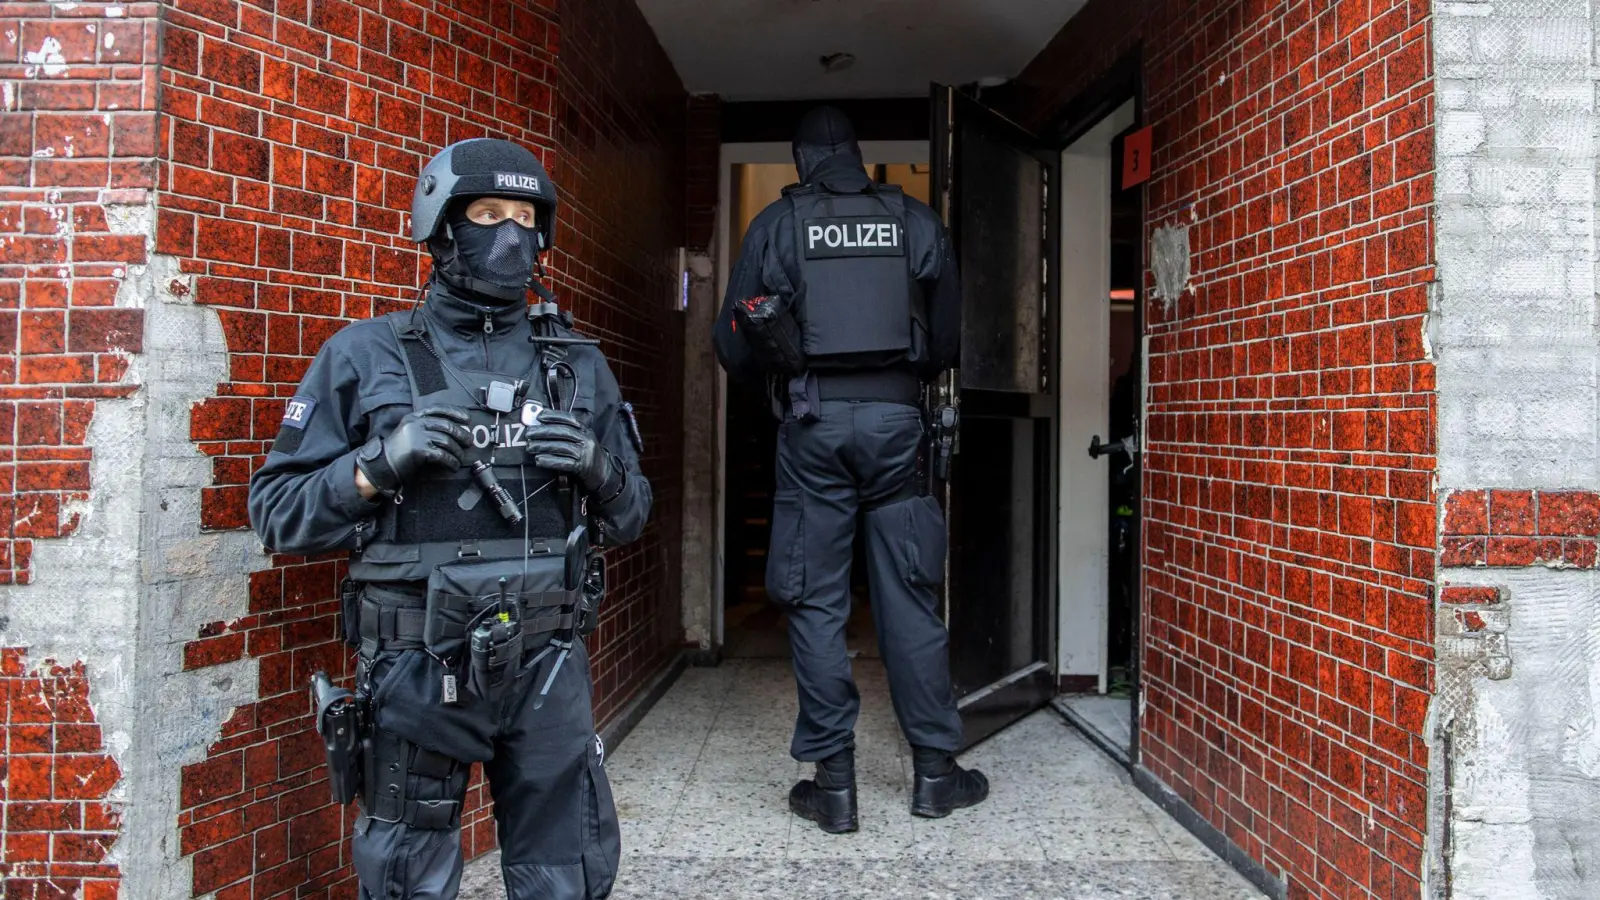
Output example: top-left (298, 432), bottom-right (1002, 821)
top-left (457, 542), bottom-right (482, 558)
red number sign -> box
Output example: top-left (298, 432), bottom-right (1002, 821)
top-left (1122, 125), bottom-right (1153, 189)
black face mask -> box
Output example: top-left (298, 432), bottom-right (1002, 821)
top-left (451, 218), bottom-right (538, 293)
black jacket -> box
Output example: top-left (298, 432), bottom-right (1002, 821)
top-left (712, 153), bottom-right (962, 384)
top-left (247, 282), bottom-right (652, 559)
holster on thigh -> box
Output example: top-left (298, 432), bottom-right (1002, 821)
top-left (362, 728), bottom-right (472, 830)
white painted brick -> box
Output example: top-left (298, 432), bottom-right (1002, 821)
top-left (1438, 156), bottom-right (1476, 196)
top-left (1440, 110), bottom-right (1488, 155)
top-left (1435, 19), bottom-right (1481, 64)
top-left (1524, 81), bottom-right (1594, 108)
top-left (1523, 20), bottom-right (1594, 62)
top-left (1489, 255), bottom-right (1569, 295)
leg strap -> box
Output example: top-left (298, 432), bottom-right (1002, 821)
top-left (361, 729), bottom-right (469, 830)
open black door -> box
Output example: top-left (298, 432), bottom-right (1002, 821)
top-left (930, 84), bottom-right (1059, 749)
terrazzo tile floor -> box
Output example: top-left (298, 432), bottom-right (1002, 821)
top-left (461, 659), bottom-right (1264, 900)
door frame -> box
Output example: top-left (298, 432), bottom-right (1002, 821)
top-left (1056, 99), bottom-right (1138, 694)
top-left (1043, 52), bottom-right (1147, 761)
top-left (710, 140), bottom-right (931, 649)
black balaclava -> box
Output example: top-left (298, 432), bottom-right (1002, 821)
top-left (793, 106), bottom-right (864, 183)
top-left (442, 201), bottom-right (539, 304)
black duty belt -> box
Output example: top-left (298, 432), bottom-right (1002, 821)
top-left (357, 584), bottom-right (577, 654)
top-left (814, 369), bottom-right (921, 405)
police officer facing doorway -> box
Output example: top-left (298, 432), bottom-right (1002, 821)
top-left (248, 138), bottom-right (651, 899)
top-left (713, 107), bottom-right (988, 833)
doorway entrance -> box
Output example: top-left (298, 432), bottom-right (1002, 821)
top-left (706, 86), bottom-right (1145, 756)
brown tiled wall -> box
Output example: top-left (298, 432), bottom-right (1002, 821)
top-left (552, 0), bottom-right (687, 725)
top-left (1442, 489), bottom-right (1600, 568)
top-left (0, 651), bottom-right (124, 899)
top-left (685, 95), bottom-right (721, 253)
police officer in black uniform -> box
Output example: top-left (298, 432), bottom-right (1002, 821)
top-left (713, 106), bottom-right (988, 833)
top-left (248, 138), bottom-right (650, 899)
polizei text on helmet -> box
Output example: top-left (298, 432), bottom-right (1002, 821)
top-left (494, 173), bottom-right (542, 192)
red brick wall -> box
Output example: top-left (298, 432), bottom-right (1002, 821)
top-left (0, 0), bottom-right (157, 585)
top-left (1441, 489), bottom-right (1600, 569)
top-left (1, 651), bottom-right (124, 900)
top-left (161, 0), bottom-right (686, 895)
top-left (1014, 2), bottom-right (1437, 898)
top-left (2, 2), bottom-right (159, 893)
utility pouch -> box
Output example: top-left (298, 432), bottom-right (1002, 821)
top-left (424, 554), bottom-right (577, 664)
top-left (339, 578), bottom-right (362, 648)
top-left (732, 294), bottom-right (808, 376)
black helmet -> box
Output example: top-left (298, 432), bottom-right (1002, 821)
top-left (411, 138), bottom-right (558, 252)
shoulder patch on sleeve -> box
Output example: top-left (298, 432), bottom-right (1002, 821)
top-left (271, 397), bottom-right (316, 455)
top-left (281, 397), bottom-right (316, 429)
top-left (619, 401), bottom-right (644, 454)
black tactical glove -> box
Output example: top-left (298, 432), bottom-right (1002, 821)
top-left (355, 405), bottom-right (472, 495)
top-left (525, 410), bottom-right (614, 494)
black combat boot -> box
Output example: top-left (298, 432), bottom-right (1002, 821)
top-left (910, 746), bottom-right (989, 818)
top-left (788, 747), bottom-right (858, 833)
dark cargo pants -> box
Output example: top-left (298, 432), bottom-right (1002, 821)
top-left (352, 638), bottom-right (619, 900)
top-left (766, 399), bottom-right (963, 760)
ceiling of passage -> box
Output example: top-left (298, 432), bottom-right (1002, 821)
top-left (634, 0), bottom-right (1087, 101)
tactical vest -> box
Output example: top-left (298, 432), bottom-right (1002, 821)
top-left (788, 183), bottom-right (924, 368)
top-left (347, 313), bottom-right (589, 583)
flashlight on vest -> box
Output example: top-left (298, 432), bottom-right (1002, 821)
top-left (471, 461), bottom-right (523, 524)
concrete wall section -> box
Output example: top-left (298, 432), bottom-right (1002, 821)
top-left (1432, 1), bottom-right (1600, 897)
top-left (680, 250), bottom-right (718, 651)
top-left (680, 97), bottom-right (721, 652)
top-left (1434, 565), bottom-right (1600, 899)
top-left (123, 256), bottom-right (266, 900)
